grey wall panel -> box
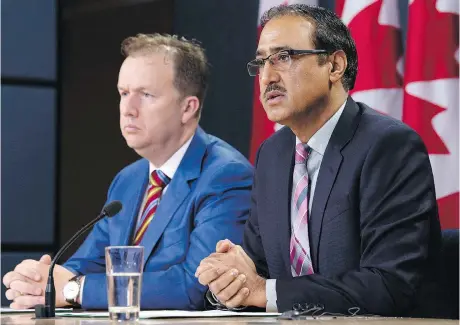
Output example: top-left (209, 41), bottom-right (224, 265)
top-left (1, 86), bottom-right (56, 244)
top-left (1, 0), bottom-right (56, 80)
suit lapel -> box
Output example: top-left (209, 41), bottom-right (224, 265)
top-left (272, 130), bottom-right (296, 275)
top-left (138, 127), bottom-right (207, 266)
top-left (309, 147), bottom-right (342, 270)
top-left (309, 97), bottom-right (361, 270)
top-left (110, 160), bottom-right (149, 246)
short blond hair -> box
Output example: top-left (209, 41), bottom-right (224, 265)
top-left (121, 33), bottom-right (209, 111)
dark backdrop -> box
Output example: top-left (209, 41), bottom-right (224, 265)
top-left (58, 0), bottom-right (174, 260)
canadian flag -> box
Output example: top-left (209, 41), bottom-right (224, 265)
top-left (337, 0), bottom-right (459, 229)
top-left (403, 0), bottom-right (459, 229)
top-left (335, 0), bottom-right (404, 119)
top-left (249, 0), bottom-right (319, 162)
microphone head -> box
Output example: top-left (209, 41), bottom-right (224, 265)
top-left (102, 201), bottom-right (123, 217)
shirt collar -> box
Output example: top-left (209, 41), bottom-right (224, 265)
top-left (149, 134), bottom-right (194, 180)
top-left (296, 100), bottom-right (346, 155)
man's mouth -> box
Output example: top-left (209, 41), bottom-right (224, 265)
top-left (124, 124), bottom-right (140, 132)
top-left (265, 91), bottom-right (285, 104)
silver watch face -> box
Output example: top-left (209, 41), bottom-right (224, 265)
top-left (63, 281), bottom-right (79, 300)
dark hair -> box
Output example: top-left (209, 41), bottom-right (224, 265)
top-left (260, 4), bottom-right (358, 91)
top-left (121, 33), bottom-right (209, 113)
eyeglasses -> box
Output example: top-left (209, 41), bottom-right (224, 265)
top-left (247, 49), bottom-right (328, 76)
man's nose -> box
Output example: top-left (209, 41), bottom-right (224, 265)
top-left (121, 95), bottom-right (140, 117)
top-left (259, 62), bottom-right (280, 87)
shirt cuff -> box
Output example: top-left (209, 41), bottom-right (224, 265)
top-left (266, 279), bottom-right (278, 312)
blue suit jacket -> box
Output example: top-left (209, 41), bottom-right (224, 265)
top-left (244, 97), bottom-right (441, 315)
top-left (64, 127), bottom-right (253, 310)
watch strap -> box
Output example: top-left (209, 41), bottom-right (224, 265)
top-left (64, 275), bottom-right (82, 307)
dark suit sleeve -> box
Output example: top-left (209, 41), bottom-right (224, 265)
top-left (275, 125), bottom-right (440, 316)
top-left (243, 143), bottom-right (270, 278)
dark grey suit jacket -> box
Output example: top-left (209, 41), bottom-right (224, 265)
top-left (243, 97), bottom-right (441, 316)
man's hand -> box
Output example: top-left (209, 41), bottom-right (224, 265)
top-left (196, 239), bottom-right (266, 309)
top-left (194, 239), bottom-right (237, 283)
top-left (3, 254), bottom-right (75, 309)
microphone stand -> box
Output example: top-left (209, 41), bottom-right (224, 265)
top-left (34, 201), bottom-right (122, 318)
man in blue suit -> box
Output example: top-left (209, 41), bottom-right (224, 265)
top-left (3, 33), bottom-right (253, 310)
top-left (196, 5), bottom-right (441, 316)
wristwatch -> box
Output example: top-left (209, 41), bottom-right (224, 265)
top-left (63, 275), bottom-right (82, 307)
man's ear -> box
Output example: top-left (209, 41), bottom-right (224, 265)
top-left (181, 96), bottom-right (200, 124)
top-left (329, 50), bottom-right (347, 84)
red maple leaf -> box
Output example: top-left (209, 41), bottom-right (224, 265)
top-left (344, 0), bottom-right (403, 93)
top-left (403, 0), bottom-right (459, 154)
top-left (403, 0), bottom-right (459, 229)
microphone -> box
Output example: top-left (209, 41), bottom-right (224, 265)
top-left (35, 201), bottom-right (123, 318)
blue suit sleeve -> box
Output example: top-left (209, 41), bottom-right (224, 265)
top-left (80, 162), bottom-right (252, 310)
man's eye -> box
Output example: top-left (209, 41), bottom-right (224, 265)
top-left (254, 59), bottom-right (264, 67)
top-left (277, 53), bottom-right (290, 62)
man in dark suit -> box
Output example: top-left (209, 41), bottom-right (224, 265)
top-left (196, 4), bottom-right (441, 316)
top-left (3, 33), bottom-right (252, 310)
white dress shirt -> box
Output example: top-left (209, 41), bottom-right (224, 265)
top-left (266, 101), bottom-right (346, 312)
top-left (135, 135), bottom-right (193, 228)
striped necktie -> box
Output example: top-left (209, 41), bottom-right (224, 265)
top-left (290, 143), bottom-right (314, 276)
top-left (133, 170), bottom-right (170, 245)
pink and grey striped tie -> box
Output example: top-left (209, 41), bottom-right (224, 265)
top-left (290, 143), bottom-right (314, 277)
